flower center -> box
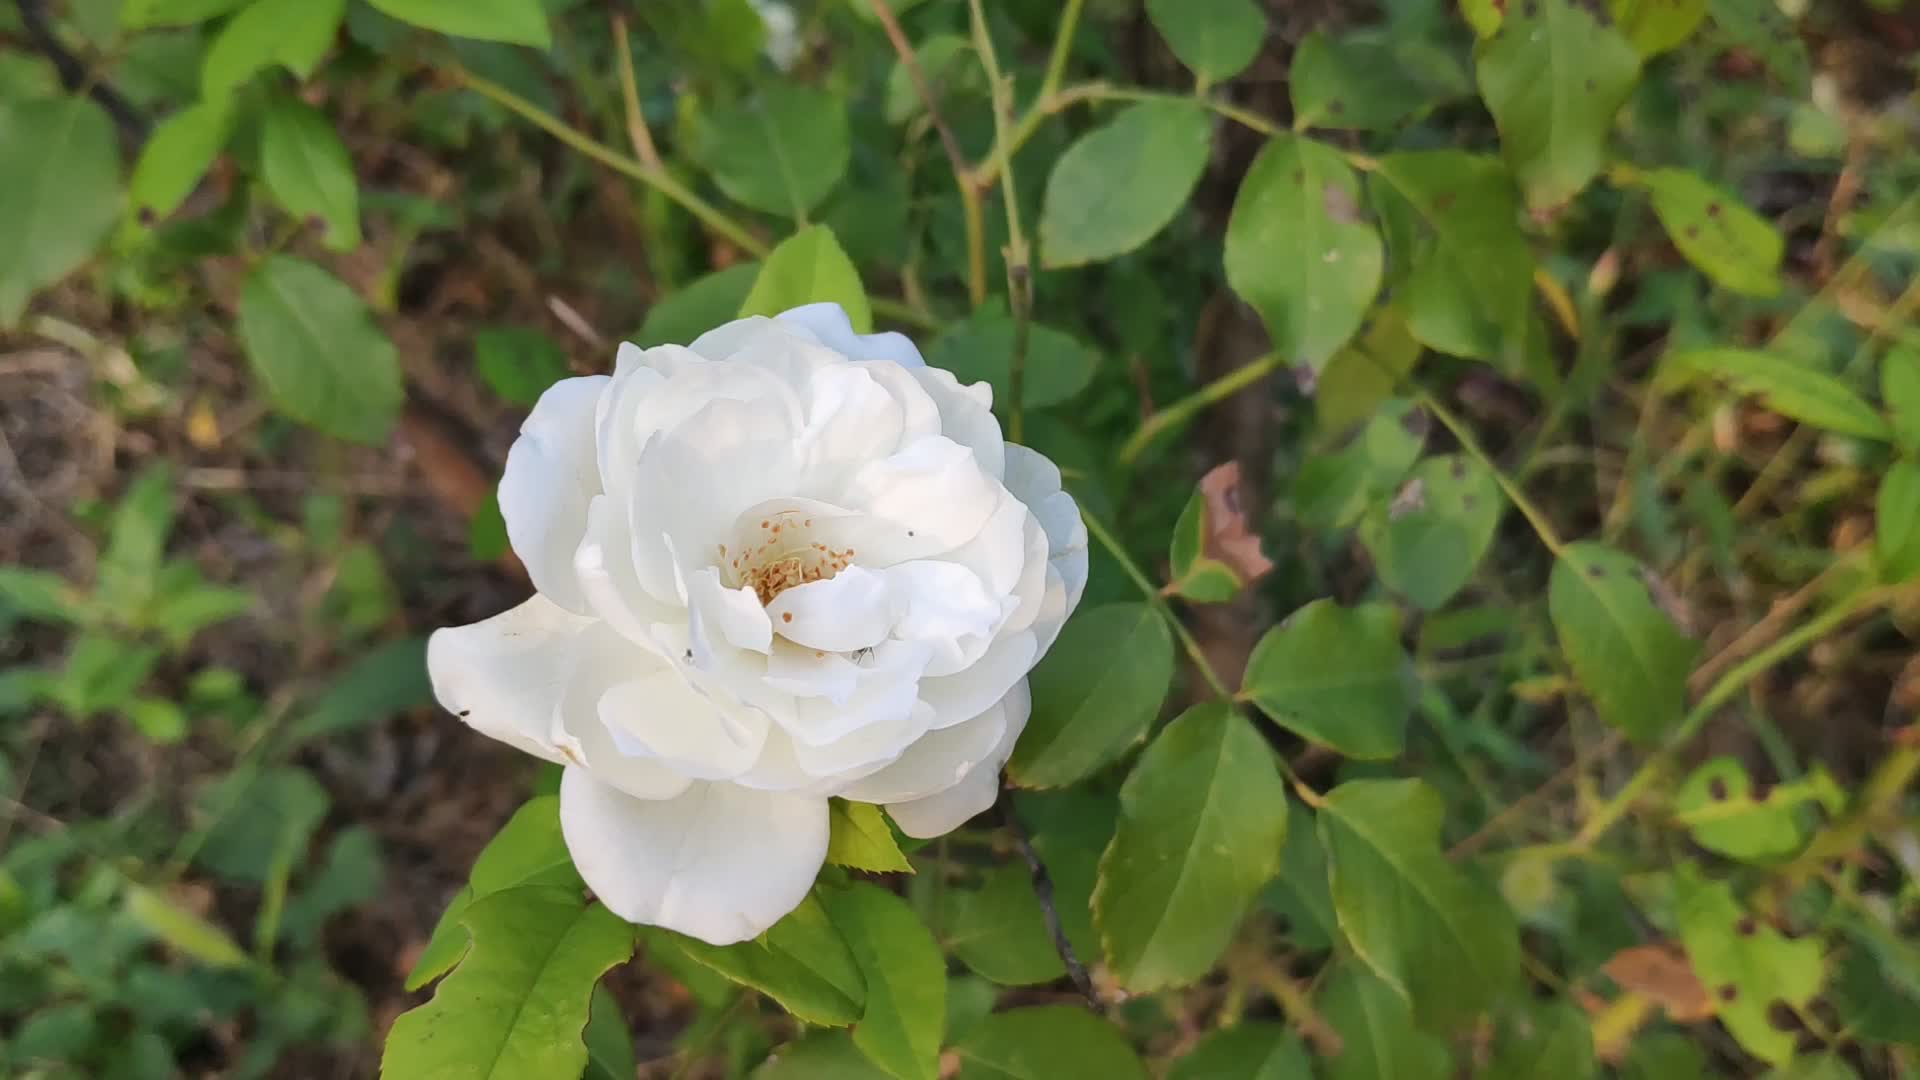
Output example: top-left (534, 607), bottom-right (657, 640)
top-left (723, 510), bottom-right (855, 605)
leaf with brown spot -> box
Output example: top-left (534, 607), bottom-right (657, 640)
top-left (1165, 462), bottom-right (1272, 602)
top-left (1603, 942), bottom-right (1715, 1022)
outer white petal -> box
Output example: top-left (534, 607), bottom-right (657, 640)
top-left (427, 595), bottom-right (594, 764)
top-left (908, 364), bottom-right (1002, 479)
top-left (1001, 443), bottom-right (1090, 645)
top-left (886, 560), bottom-right (1000, 674)
top-left (560, 769), bottom-right (828, 945)
top-left (837, 694), bottom-right (1010, 804)
top-left (885, 680), bottom-right (1031, 838)
top-left (765, 566), bottom-right (896, 653)
top-left (916, 629), bottom-right (1036, 730)
top-left (847, 436), bottom-right (999, 550)
top-left (776, 302), bottom-right (925, 368)
top-left (500, 376), bottom-right (609, 612)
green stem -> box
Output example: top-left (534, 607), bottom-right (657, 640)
top-left (453, 66), bottom-right (770, 260)
top-left (1416, 388), bottom-right (1567, 558)
top-left (1570, 585), bottom-right (1887, 850)
top-left (1120, 352), bottom-right (1283, 464)
top-left (1037, 0), bottom-right (1085, 103)
top-left (967, 0), bottom-right (1033, 440)
top-left (1081, 512), bottom-right (1233, 699)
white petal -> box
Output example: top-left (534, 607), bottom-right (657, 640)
top-left (886, 560), bottom-right (1000, 673)
top-left (910, 364), bottom-right (1002, 479)
top-left (782, 639), bottom-right (930, 747)
top-left (793, 699), bottom-right (934, 779)
top-left (549, 628), bottom-right (695, 800)
top-left (426, 596), bottom-right (593, 765)
top-left (847, 436), bottom-right (999, 550)
top-left (575, 494), bottom-right (680, 648)
top-left (764, 642), bottom-right (861, 704)
top-left (885, 680), bottom-right (1031, 838)
top-left (560, 770), bottom-right (828, 945)
top-left (500, 376), bottom-right (609, 612)
top-left (765, 566), bottom-right (896, 653)
top-left (837, 694), bottom-right (1010, 804)
top-left (917, 629), bottom-right (1036, 730)
top-left (599, 667), bottom-right (770, 780)
top-left (687, 568), bottom-right (773, 655)
top-left (798, 363), bottom-right (905, 475)
top-left (776, 302), bottom-right (925, 368)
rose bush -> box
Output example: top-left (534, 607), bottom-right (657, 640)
top-left (426, 302), bottom-right (1087, 945)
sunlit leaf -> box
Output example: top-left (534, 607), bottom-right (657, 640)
top-left (740, 226), bottom-right (870, 332)
top-left (1645, 168), bottom-right (1783, 297)
top-left (367, 0), bottom-right (550, 47)
top-left (1548, 543), bottom-right (1697, 743)
top-left (1039, 100), bottom-right (1211, 268)
top-left (823, 883), bottom-right (944, 1080)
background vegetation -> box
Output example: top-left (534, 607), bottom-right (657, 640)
top-left (2, 0), bottom-right (1918, 1076)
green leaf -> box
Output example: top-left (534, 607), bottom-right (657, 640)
top-left (1359, 454), bottom-right (1503, 610)
top-left (826, 800), bottom-right (912, 874)
top-left (196, 765), bottom-right (330, 883)
top-left (1663, 348), bottom-right (1889, 441)
top-left (1883, 345), bottom-right (1920, 452)
top-left (408, 795), bottom-right (583, 990)
top-left (666, 893), bottom-right (867, 1027)
top-left (822, 883), bottom-right (945, 1080)
top-left (1370, 151), bottom-right (1533, 365)
top-left (1241, 599), bottom-right (1409, 759)
top-left (129, 99), bottom-right (232, 223)
top-left (1547, 542), bottom-right (1697, 743)
top-left (1008, 603), bottom-right (1174, 788)
top-left (289, 636), bottom-right (431, 743)
top-left (1166, 485), bottom-right (1241, 603)
top-left (1761, 1055), bottom-right (1863, 1080)
top-left (1673, 757), bottom-right (1840, 862)
top-left (366, 0), bottom-right (550, 47)
top-left (259, 96), bottom-right (359, 250)
top-left (755, 1031), bottom-right (894, 1079)
top-left (123, 884), bottom-right (248, 968)
top-left (739, 226), bottom-right (870, 332)
top-left (583, 984), bottom-right (637, 1080)
top-left (473, 325), bottom-right (571, 406)
top-left (282, 825), bottom-right (384, 945)
top-left (939, 863), bottom-right (1068, 986)
top-left (0, 567), bottom-right (90, 625)
top-left (1224, 134), bottom-right (1382, 368)
top-left (1168, 1023), bottom-right (1308, 1080)
top-left (1290, 29), bottom-right (1466, 132)
top-left (1673, 863), bottom-right (1825, 1066)
top-left (1263, 800), bottom-right (1338, 950)
top-left (1873, 457), bottom-right (1920, 576)
top-left (126, 697), bottom-right (188, 742)
top-left (1609, 0), bottom-right (1708, 56)
top-left (1704, 0), bottom-right (1807, 93)
top-left (636, 263), bottom-right (760, 347)
top-left (1293, 399), bottom-right (1426, 528)
top-left (201, 0), bottom-right (347, 96)
top-left (1319, 779), bottom-right (1520, 1025)
top-left (955, 1005), bottom-right (1147, 1080)
top-left (1832, 945), bottom-right (1920, 1046)
top-left (1145, 0), bottom-right (1266, 83)
top-left (1315, 311), bottom-right (1421, 437)
top-left (382, 888), bottom-right (636, 1078)
top-left (1038, 99), bottom-right (1211, 269)
top-left (883, 35), bottom-right (981, 125)
top-left (1620, 1032), bottom-right (1707, 1080)
top-left (924, 302), bottom-right (1098, 410)
top-left (1475, 0), bottom-right (1639, 210)
top-left (1094, 704), bottom-right (1288, 991)
top-left (1318, 965), bottom-right (1451, 1080)
top-left (1485, 1003), bottom-right (1595, 1080)
top-left (0, 97), bottom-right (121, 325)
top-left (699, 88), bottom-right (849, 218)
top-left (95, 463), bottom-right (175, 618)
top-left (238, 255), bottom-right (402, 444)
top-left (1645, 169), bottom-right (1783, 297)
top-left (121, 0), bottom-right (252, 29)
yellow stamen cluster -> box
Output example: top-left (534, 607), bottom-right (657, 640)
top-left (728, 516), bottom-right (855, 606)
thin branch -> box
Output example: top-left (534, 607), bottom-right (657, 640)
top-left (610, 15), bottom-right (663, 172)
top-left (967, 0), bottom-right (1033, 440)
top-left (1001, 790), bottom-right (1103, 1010)
top-left (867, 0), bottom-right (969, 187)
top-left (16, 0), bottom-right (145, 138)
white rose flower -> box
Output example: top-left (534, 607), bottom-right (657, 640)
top-left (428, 302), bottom-right (1087, 946)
